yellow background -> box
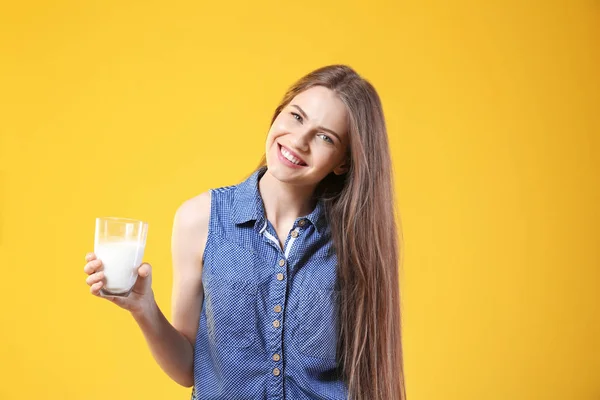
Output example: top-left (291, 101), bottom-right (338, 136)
top-left (0, 0), bottom-right (598, 399)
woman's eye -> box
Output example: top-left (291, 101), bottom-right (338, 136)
top-left (291, 112), bottom-right (303, 122)
top-left (319, 134), bottom-right (334, 144)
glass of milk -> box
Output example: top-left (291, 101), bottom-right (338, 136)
top-left (94, 217), bottom-right (148, 297)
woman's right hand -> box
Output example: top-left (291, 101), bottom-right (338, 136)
top-left (84, 252), bottom-right (156, 317)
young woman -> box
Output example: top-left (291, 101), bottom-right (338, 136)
top-left (84, 64), bottom-right (407, 400)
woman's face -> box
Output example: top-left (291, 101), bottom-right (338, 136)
top-left (265, 85), bottom-right (350, 188)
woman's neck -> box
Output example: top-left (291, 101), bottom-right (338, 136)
top-left (258, 169), bottom-right (317, 227)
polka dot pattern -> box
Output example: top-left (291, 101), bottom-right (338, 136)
top-left (191, 167), bottom-right (347, 399)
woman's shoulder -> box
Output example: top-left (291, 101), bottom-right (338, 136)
top-left (174, 178), bottom-right (245, 233)
top-left (174, 191), bottom-right (212, 233)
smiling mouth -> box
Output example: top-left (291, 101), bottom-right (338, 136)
top-left (278, 144), bottom-right (307, 166)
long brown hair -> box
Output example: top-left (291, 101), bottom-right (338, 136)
top-left (259, 65), bottom-right (406, 400)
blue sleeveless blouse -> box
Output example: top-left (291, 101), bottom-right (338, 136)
top-left (191, 167), bottom-right (347, 399)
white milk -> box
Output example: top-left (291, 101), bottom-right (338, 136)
top-left (95, 241), bottom-right (145, 295)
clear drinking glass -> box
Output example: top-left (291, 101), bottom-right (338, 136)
top-left (94, 217), bottom-right (148, 297)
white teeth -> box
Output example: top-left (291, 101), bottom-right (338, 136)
top-left (281, 146), bottom-right (303, 165)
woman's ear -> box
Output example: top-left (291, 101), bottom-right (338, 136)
top-left (333, 160), bottom-right (350, 176)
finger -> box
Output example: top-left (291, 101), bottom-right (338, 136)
top-left (86, 271), bottom-right (105, 286)
top-left (90, 281), bottom-right (104, 296)
top-left (131, 263), bottom-right (152, 295)
top-left (83, 259), bottom-right (103, 275)
top-left (138, 263), bottom-right (151, 278)
top-left (85, 252), bottom-right (97, 262)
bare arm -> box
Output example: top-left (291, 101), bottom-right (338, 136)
top-left (131, 192), bottom-right (210, 387)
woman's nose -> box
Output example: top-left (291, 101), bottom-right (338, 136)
top-left (290, 128), bottom-right (311, 152)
